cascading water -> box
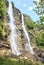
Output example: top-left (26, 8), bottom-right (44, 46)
top-left (22, 14), bottom-right (34, 54)
top-left (7, 2), bottom-right (21, 56)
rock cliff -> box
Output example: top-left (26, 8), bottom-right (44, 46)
top-left (0, 0), bottom-right (44, 63)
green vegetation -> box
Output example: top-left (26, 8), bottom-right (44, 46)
top-left (0, 56), bottom-right (44, 65)
top-left (26, 0), bottom-right (44, 48)
top-left (35, 32), bottom-right (44, 48)
top-left (26, 20), bottom-right (44, 48)
top-left (26, 17), bottom-right (44, 48)
top-left (0, 0), bottom-right (7, 19)
top-left (26, 21), bottom-right (34, 29)
top-left (0, 0), bottom-right (7, 37)
top-left (25, 15), bottom-right (35, 29)
top-left (33, 0), bottom-right (44, 24)
top-left (25, 15), bottom-right (43, 49)
top-left (33, 0), bottom-right (44, 48)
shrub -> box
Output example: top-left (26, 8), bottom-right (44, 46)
top-left (35, 32), bottom-right (44, 47)
top-left (0, 0), bottom-right (7, 19)
top-left (0, 56), bottom-right (44, 65)
top-left (26, 21), bottom-right (34, 29)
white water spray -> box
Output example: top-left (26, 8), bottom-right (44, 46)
top-left (22, 14), bottom-right (34, 54)
top-left (7, 2), bottom-right (21, 56)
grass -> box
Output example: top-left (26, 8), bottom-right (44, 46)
top-left (0, 56), bottom-right (44, 65)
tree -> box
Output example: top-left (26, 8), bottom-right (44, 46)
top-left (33, 0), bottom-right (44, 24)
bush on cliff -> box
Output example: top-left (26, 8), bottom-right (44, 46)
top-left (0, 0), bottom-right (7, 19)
top-left (0, 0), bottom-right (7, 37)
top-left (26, 21), bottom-right (34, 29)
top-left (35, 32), bottom-right (44, 47)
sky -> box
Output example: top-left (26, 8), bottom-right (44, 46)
top-left (9, 0), bottom-right (39, 22)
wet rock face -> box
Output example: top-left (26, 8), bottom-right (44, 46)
top-left (13, 7), bottom-right (27, 51)
top-left (13, 7), bottom-right (22, 31)
top-left (34, 48), bottom-right (44, 63)
top-left (6, 0), bottom-right (9, 7)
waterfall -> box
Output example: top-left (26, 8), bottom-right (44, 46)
top-left (22, 14), bottom-right (34, 54)
top-left (7, 2), bottom-right (21, 56)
